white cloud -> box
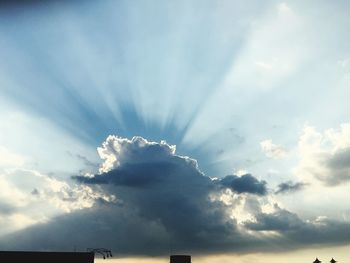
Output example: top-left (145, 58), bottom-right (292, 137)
top-left (235, 169), bottom-right (249, 176)
top-left (97, 135), bottom-right (177, 173)
top-left (0, 168), bottom-right (116, 236)
top-left (296, 123), bottom-right (350, 185)
top-left (260, 139), bottom-right (288, 159)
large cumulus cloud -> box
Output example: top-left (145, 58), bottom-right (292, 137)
top-left (0, 136), bottom-right (242, 253)
top-left (73, 136), bottom-right (237, 248)
top-left (2, 136), bottom-right (350, 255)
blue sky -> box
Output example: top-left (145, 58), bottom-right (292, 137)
top-left (1, 0), bottom-right (350, 261)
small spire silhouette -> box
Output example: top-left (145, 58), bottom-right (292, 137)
top-left (314, 258), bottom-right (322, 263)
top-left (330, 258), bottom-right (337, 263)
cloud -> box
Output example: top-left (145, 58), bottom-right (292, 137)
top-left (260, 139), bottom-right (288, 159)
top-left (0, 201), bottom-right (16, 216)
top-left (11, 135), bottom-right (239, 254)
top-left (2, 136), bottom-right (350, 255)
top-left (244, 204), bottom-right (350, 247)
top-left (218, 174), bottom-right (268, 196)
top-left (96, 136), bottom-right (178, 173)
top-left (275, 181), bottom-right (307, 194)
top-left (75, 153), bottom-right (99, 169)
top-left (244, 204), bottom-right (304, 231)
top-left (0, 168), bottom-right (114, 236)
top-left (297, 124), bottom-right (350, 185)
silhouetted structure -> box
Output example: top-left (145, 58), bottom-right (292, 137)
top-left (314, 258), bottom-right (322, 263)
top-left (87, 248), bottom-right (113, 259)
top-left (0, 251), bottom-right (94, 263)
top-left (330, 258), bottom-right (337, 263)
top-left (170, 255), bottom-right (191, 263)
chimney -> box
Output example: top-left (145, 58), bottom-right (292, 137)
top-left (170, 255), bottom-right (191, 263)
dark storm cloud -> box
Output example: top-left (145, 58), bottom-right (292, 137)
top-left (2, 136), bottom-right (350, 255)
top-left (245, 204), bottom-right (304, 231)
top-left (323, 147), bottom-right (350, 185)
top-left (218, 174), bottom-right (268, 196)
top-left (0, 201), bottom-right (244, 255)
top-left (74, 162), bottom-right (173, 187)
top-left (0, 136), bottom-right (261, 254)
top-left (244, 204), bottom-right (350, 248)
top-left (0, 136), bottom-right (241, 254)
top-left (275, 181), bottom-right (307, 194)
top-left (3, 200), bottom-right (350, 255)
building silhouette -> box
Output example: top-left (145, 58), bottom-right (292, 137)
top-left (314, 257), bottom-right (338, 263)
top-left (170, 255), bottom-right (191, 263)
top-left (0, 251), bottom-right (94, 263)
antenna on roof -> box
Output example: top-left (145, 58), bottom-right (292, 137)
top-left (87, 248), bottom-right (113, 260)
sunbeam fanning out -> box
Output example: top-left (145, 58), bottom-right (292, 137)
top-left (1, 0), bottom-right (350, 262)
top-left (0, 0), bottom-right (265, 176)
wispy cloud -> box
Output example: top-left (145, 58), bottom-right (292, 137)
top-left (260, 139), bottom-right (288, 159)
top-left (275, 181), bottom-right (307, 194)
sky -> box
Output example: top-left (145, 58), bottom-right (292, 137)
top-left (0, 0), bottom-right (350, 262)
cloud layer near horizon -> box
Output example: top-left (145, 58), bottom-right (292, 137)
top-left (1, 136), bottom-right (350, 255)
